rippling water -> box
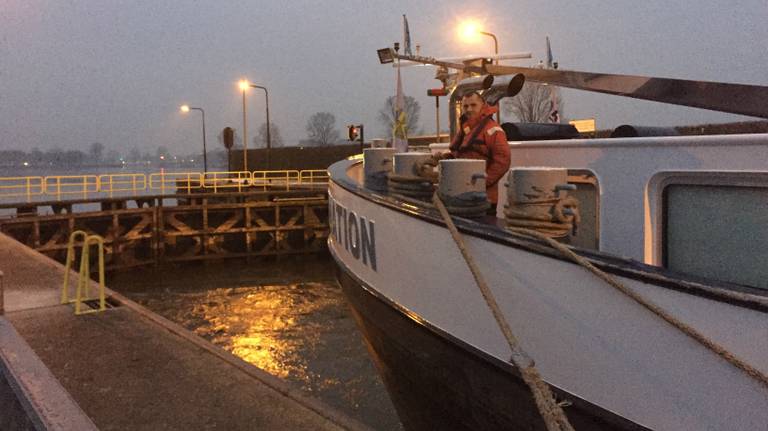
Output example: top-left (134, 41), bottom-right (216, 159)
top-left (108, 256), bottom-right (402, 431)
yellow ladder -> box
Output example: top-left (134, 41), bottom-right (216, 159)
top-left (61, 231), bottom-right (106, 315)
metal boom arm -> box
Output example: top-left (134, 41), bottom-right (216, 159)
top-left (485, 64), bottom-right (768, 119)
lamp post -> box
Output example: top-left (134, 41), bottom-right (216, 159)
top-left (479, 31), bottom-right (499, 64)
top-left (180, 105), bottom-right (208, 172)
top-left (238, 79), bottom-right (249, 171)
top-left (249, 84), bottom-right (271, 151)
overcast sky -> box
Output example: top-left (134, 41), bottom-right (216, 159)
top-left (2, 0), bottom-right (767, 155)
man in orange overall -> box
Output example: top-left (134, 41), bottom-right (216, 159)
top-left (447, 91), bottom-right (511, 213)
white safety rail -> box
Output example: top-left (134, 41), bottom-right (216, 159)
top-left (0, 169), bottom-right (330, 203)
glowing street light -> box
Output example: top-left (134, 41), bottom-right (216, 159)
top-left (239, 79), bottom-right (249, 171)
top-left (458, 20), bottom-right (499, 64)
top-left (179, 104), bottom-right (208, 172)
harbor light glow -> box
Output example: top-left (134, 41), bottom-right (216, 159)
top-left (458, 20), bottom-right (482, 43)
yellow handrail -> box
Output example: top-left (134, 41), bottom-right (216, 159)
top-left (1, 169), bottom-right (329, 202)
top-left (98, 173), bottom-right (147, 197)
top-left (202, 171), bottom-right (251, 193)
top-left (299, 169), bottom-right (329, 184)
top-left (148, 172), bottom-right (202, 194)
top-left (0, 176), bottom-right (44, 202)
top-left (61, 231), bottom-right (106, 315)
top-left (251, 170), bottom-right (301, 191)
top-left (44, 175), bottom-right (99, 200)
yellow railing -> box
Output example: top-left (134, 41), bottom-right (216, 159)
top-left (203, 171), bottom-right (251, 193)
top-left (44, 175), bottom-right (99, 200)
top-left (61, 231), bottom-right (106, 315)
top-left (299, 169), bottom-right (329, 184)
top-left (251, 170), bottom-right (301, 191)
top-left (0, 169), bottom-right (330, 202)
top-left (148, 172), bottom-right (202, 194)
top-left (0, 176), bottom-right (44, 201)
top-left (98, 173), bottom-right (147, 197)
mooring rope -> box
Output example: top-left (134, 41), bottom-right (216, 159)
top-left (505, 196), bottom-right (580, 238)
top-left (432, 193), bottom-right (575, 431)
top-left (508, 227), bottom-right (768, 391)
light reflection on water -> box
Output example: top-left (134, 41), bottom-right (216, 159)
top-left (109, 258), bottom-right (402, 431)
top-left (193, 284), bottom-right (338, 382)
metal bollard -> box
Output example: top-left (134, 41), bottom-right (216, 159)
top-left (363, 148), bottom-right (396, 192)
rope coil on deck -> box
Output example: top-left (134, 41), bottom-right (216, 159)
top-left (507, 226), bottom-right (768, 391)
top-left (387, 159), bottom-right (437, 200)
top-left (505, 196), bottom-right (580, 238)
top-left (433, 193), bottom-right (575, 431)
top-left (363, 171), bottom-right (389, 192)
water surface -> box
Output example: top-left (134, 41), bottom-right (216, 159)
top-left (109, 255), bottom-right (402, 431)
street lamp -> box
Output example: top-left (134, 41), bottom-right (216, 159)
top-left (249, 84), bottom-right (271, 151)
top-left (238, 79), bottom-right (249, 171)
top-left (458, 21), bottom-right (499, 64)
top-left (180, 104), bottom-right (208, 172)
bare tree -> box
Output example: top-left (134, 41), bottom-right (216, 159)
top-left (501, 83), bottom-right (563, 123)
top-left (306, 112), bottom-right (340, 145)
top-left (254, 122), bottom-right (284, 148)
top-left (378, 95), bottom-right (421, 136)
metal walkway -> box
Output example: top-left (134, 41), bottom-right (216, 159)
top-left (0, 232), bottom-right (368, 430)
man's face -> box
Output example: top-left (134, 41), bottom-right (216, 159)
top-left (461, 94), bottom-right (485, 121)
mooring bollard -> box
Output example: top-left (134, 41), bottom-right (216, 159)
top-left (436, 159), bottom-right (489, 218)
top-left (363, 148), bottom-right (396, 192)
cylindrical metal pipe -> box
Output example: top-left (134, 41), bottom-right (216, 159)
top-left (483, 74), bottom-right (526, 106)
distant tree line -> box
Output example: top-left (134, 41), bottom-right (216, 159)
top-left (0, 144), bottom-right (226, 169)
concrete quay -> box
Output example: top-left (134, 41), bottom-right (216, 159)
top-left (0, 232), bottom-right (370, 430)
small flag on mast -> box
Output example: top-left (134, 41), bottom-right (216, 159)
top-left (403, 15), bottom-right (413, 56)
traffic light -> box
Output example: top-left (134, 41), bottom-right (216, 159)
top-left (222, 127), bottom-right (234, 149)
top-left (347, 125), bottom-right (359, 141)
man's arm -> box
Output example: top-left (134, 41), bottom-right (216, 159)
top-left (485, 127), bottom-right (511, 187)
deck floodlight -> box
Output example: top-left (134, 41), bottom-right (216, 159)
top-left (377, 48), bottom-right (395, 64)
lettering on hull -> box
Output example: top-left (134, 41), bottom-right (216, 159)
top-left (329, 194), bottom-right (377, 271)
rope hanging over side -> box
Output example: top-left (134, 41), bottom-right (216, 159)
top-left (508, 227), bottom-right (768, 391)
top-left (433, 193), bottom-right (575, 431)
